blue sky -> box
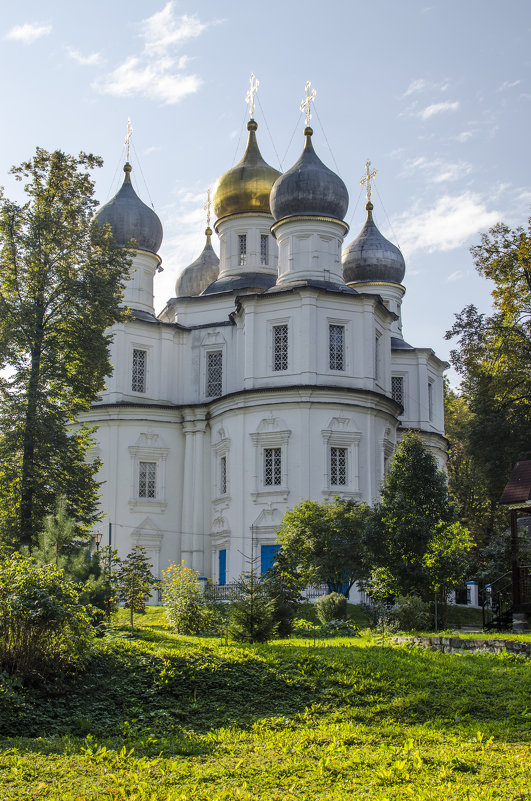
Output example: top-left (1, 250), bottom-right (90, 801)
top-left (1, 1), bottom-right (529, 386)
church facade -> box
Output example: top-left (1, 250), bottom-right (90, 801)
top-left (83, 101), bottom-right (447, 588)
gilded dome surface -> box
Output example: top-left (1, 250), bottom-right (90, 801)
top-left (213, 120), bottom-right (281, 220)
top-left (342, 203), bottom-right (405, 285)
top-left (95, 164), bottom-right (163, 255)
top-left (270, 127), bottom-right (349, 223)
top-left (175, 228), bottom-right (220, 297)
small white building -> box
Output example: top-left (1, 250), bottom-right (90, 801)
top-left (82, 112), bottom-right (447, 588)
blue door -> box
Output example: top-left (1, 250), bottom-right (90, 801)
top-left (261, 544), bottom-right (280, 575)
top-left (219, 549), bottom-right (226, 585)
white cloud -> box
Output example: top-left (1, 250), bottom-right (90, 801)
top-left (67, 47), bottom-right (102, 66)
top-left (455, 130), bottom-right (473, 142)
top-left (5, 22), bottom-right (51, 44)
top-left (497, 79), bottom-right (521, 91)
top-left (400, 156), bottom-right (472, 184)
top-left (94, 2), bottom-right (209, 105)
top-left (403, 79), bottom-right (427, 97)
top-left (447, 270), bottom-right (463, 282)
top-left (392, 192), bottom-right (499, 256)
top-left (419, 101), bottom-right (460, 120)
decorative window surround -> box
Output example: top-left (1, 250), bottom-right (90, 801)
top-left (392, 374), bottom-right (405, 414)
top-left (260, 234), bottom-right (269, 265)
top-left (128, 433), bottom-right (169, 512)
top-left (272, 324), bottom-right (288, 371)
top-left (201, 331), bottom-right (226, 400)
top-left (212, 429), bottom-right (231, 503)
top-left (131, 517), bottom-right (164, 578)
top-left (321, 419), bottom-right (361, 499)
top-left (329, 323), bottom-right (346, 371)
top-left (238, 234), bottom-right (247, 266)
top-left (206, 351), bottom-right (223, 397)
top-left (250, 418), bottom-right (291, 502)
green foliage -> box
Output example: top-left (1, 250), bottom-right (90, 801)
top-left (262, 553), bottom-right (305, 636)
top-left (445, 219), bottom-right (531, 549)
top-left (228, 571), bottom-right (277, 643)
top-left (0, 610), bottom-right (529, 799)
top-left (368, 431), bottom-right (453, 599)
top-left (315, 592), bottom-right (347, 623)
top-left (0, 552), bottom-right (92, 682)
top-left (386, 595), bottom-right (431, 632)
top-left (0, 148), bottom-right (131, 548)
top-left (162, 562), bottom-right (220, 635)
top-left (115, 546), bottom-right (156, 632)
top-left (276, 497), bottom-right (372, 593)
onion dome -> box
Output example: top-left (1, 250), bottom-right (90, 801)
top-left (342, 202), bottom-right (405, 285)
top-left (213, 120), bottom-right (281, 220)
top-left (175, 228), bottom-right (220, 297)
top-left (95, 163), bottom-right (163, 254)
top-left (270, 127), bottom-right (348, 223)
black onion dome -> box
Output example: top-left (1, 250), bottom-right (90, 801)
top-left (95, 163), bottom-right (163, 254)
top-left (175, 228), bottom-right (220, 297)
top-left (270, 127), bottom-right (348, 222)
top-left (342, 202), bottom-right (405, 285)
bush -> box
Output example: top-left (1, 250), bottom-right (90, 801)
top-left (387, 594), bottom-right (431, 632)
top-left (162, 562), bottom-right (220, 635)
top-left (315, 592), bottom-right (347, 623)
top-left (0, 553), bottom-right (92, 682)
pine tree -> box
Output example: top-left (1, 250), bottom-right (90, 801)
top-left (115, 546), bottom-right (156, 632)
top-left (228, 567), bottom-right (277, 644)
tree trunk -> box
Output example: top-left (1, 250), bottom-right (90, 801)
top-left (19, 318), bottom-right (44, 548)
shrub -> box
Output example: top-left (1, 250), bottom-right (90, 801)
top-left (315, 592), bottom-right (347, 623)
top-left (162, 562), bottom-right (219, 635)
top-left (319, 619), bottom-right (361, 638)
top-left (0, 553), bottom-right (92, 682)
top-left (386, 594), bottom-right (431, 632)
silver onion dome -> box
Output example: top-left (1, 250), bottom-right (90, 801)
top-left (95, 163), bottom-right (163, 255)
top-left (175, 228), bottom-right (220, 297)
top-left (342, 202), bottom-right (405, 285)
top-left (270, 127), bottom-right (349, 223)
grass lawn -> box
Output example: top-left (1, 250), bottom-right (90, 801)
top-left (0, 607), bottom-right (529, 800)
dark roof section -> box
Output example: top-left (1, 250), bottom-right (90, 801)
top-left (391, 336), bottom-right (415, 350)
top-left (202, 272), bottom-right (277, 295)
top-left (264, 279), bottom-right (357, 295)
top-left (500, 461), bottom-right (531, 506)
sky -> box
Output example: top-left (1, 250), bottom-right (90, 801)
top-left (1, 0), bottom-right (530, 387)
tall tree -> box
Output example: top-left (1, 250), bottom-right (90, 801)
top-left (445, 218), bottom-right (531, 552)
top-left (0, 148), bottom-right (131, 547)
top-left (368, 430), bottom-right (453, 599)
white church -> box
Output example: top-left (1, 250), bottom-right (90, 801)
top-left (83, 85), bottom-right (447, 589)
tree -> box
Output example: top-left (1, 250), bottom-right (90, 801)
top-left (0, 148), bottom-right (131, 548)
top-left (115, 546), bottom-right (156, 632)
top-left (367, 430), bottom-right (453, 599)
top-left (422, 522), bottom-right (473, 627)
top-left (276, 497), bottom-right (372, 595)
top-left (228, 570), bottom-right (277, 644)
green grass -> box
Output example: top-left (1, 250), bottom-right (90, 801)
top-left (0, 607), bottom-right (529, 800)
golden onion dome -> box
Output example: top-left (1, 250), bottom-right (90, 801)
top-left (213, 120), bottom-right (281, 221)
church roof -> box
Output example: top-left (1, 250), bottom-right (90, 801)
top-left (175, 228), bottom-right (220, 297)
top-left (342, 202), bottom-right (405, 285)
top-left (270, 127), bottom-right (348, 223)
top-left (95, 163), bottom-right (163, 255)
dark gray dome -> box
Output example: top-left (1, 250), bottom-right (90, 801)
top-left (95, 163), bottom-right (163, 255)
top-left (175, 229), bottom-right (219, 297)
top-left (270, 127), bottom-right (348, 223)
top-left (342, 203), bottom-right (405, 285)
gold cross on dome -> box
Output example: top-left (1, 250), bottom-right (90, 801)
top-left (360, 159), bottom-right (377, 202)
top-left (124, 118), bottom-right (133, 162)
top-left (245, 73), bottom-right (259, 119)
top-left (203, 187), bottom-right (211, 228)
top-left (300, 81), bottom-right (316, 126)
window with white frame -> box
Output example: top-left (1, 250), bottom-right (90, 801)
top-left (264, 447), bottom-right (282, 486)
top-left (260, 234), bottom-right (269, 265)
top-left (138, 461), bottom-right (156, 498)
top-left (272, 324), bottom-right (288, 371)
top-left (391, 375), bottom-right (404, 412)
top-left (132, 349), bottom-right (147, 393)
top-left (238, 234), bottom-right (247, 266)
top-left (428, 380), bottom-right (434, 421)
top-left (329, 324), bottom-right (345, 371)
top-left (220, 455), bottom-right (227, 495)
top-left (206, 351), bottom-right (223, 397)
top-left (330, 447), bottom-right (348, 486)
